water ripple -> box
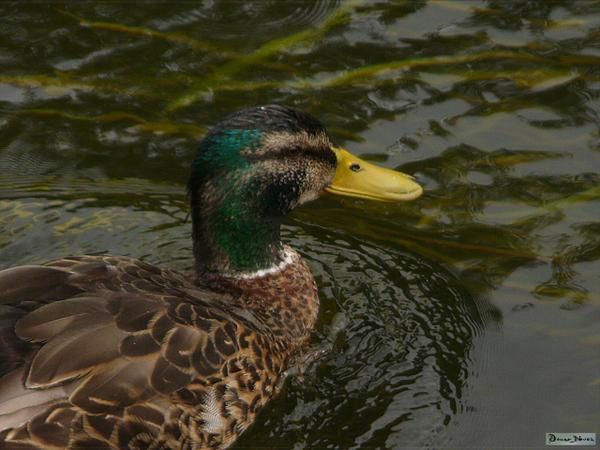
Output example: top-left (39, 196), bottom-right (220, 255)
top-left (237, 223), bottom-right (488, 449)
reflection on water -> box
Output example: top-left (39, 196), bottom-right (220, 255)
top-left (1, 0), bottom-right (600, 448)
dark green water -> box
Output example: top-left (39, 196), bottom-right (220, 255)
top-left (1, 1), bottom-right (599, 449)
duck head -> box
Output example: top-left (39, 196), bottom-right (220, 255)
top-left (188, 105), bottom-right (422, 275)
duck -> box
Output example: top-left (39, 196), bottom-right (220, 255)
top-left (0, 105), bottom-right (422, 450)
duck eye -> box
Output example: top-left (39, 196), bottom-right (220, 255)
top-left (349, 163), bottom-right (361, 172)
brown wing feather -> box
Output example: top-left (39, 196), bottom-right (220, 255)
top-left (0, 256), bottom-right (285, 449)
top-left (0, 265), bottom-right (86, 377)
top-left (12, 290), bottom-right (232, 413)
top-left (25, 317), bottom-right (125, 389)
top-left (15, 296), bottom-right (107, 342)
top-left (0, 369), bottom-right (67, 432)
top-left (0, 306), bottom-right (33, 376)
top-left (0, 266), bottom-right (83, 305)
top-left (69, 357), bottom-right (156, 413)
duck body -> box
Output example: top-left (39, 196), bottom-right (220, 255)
top-left (0, 248), bottom-right (317, 449)
top-left (0, 105), bottom-right (422, 449)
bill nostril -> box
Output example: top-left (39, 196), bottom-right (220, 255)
top-left (411, 172), bottom-right (423, 182)
top-left (349, 163), bottom-right (361, 172)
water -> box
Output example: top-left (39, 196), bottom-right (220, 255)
top-left (1, 1), bottom-right (599, 448)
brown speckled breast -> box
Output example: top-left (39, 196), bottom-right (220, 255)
top-left (197, 246), bottom-right (320, 343)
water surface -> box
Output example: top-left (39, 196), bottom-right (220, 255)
top-left (1, 1), bottom-right (599, 449)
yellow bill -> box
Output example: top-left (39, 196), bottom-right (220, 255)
top-left (325, 147), bottom-right (423, 201)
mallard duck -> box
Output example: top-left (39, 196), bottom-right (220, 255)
top-left (0, 105), bottom-right (422, 449)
